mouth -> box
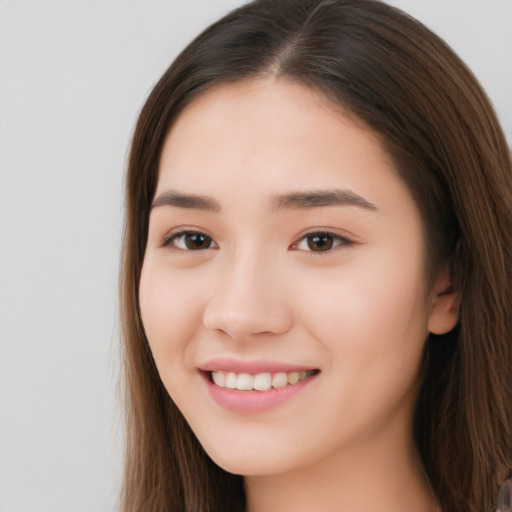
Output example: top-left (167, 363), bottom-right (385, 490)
top-left (205, 369), bottom-right (318, 392)
top-left (198, 363), bottom-right (320, 413)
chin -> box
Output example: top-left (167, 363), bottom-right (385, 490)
top-left (211, 455), bottom-right (272, 476)
top-left (200, 441), bottom-right (276, 476)
top-left (195, 430), bottom-right (318, 477)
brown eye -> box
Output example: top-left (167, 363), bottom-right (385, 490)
top-left (293, 231), bottom-right (352, 253)
top-left (307, 233), bottom-right (334, 252)
top-left (167, 231), bottom-right (217, 250)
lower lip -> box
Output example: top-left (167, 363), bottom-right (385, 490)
top-left (203, 372), bottom-right (318, 414)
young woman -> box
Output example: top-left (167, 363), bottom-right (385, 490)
top-left (119, 1), bottom-right (511, 510)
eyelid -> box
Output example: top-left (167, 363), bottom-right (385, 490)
top-left (161, 229), bottom-right (218, 250)
top-left (290, 230), bottom-right (355, 253)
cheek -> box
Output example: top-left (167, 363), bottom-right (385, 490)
top-left (303, 261), bottom-right (425, 333)
top-left (294, 276), bottom-right (427, 449)
top-left (296, 251), bottom-right (429, 396)
top-left (138, 260), bottom-right (205, 366)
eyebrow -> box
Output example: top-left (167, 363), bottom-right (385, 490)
top-left (271, 189), bottom-right (378, 212)
top-left (151, 191), bottom-right (221, 212)
top-left (150, 188), bottom-right (378, 213)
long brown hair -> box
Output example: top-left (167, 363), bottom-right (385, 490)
top-left (119, 1), bottom-right (512, 510)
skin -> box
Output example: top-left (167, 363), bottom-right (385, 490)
top-left (139, 78), bottom-right (458, 511)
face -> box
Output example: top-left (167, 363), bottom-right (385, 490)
top-left (139, 78), bottom-right (449, 477)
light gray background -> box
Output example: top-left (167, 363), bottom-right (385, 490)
top-left (0, 1), bottom-right (510, 511)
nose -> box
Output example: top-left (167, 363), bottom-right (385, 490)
top-left (202, 253), bottom-right (293, 341)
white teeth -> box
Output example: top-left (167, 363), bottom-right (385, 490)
top-left (253, 372), bottom-right (272, 391)
top-left (225, 372), bottom-right (237, 389)
top-left (287, 371), bottom-right (299, 385)
top-left (272, 372), bottom-right (288, 388)
top-left (236, 373), bottom-right (254, 391)
top-left (212, 371), bottom-right (225, 387)
top-left (211, 369), bottom-right (314, 391)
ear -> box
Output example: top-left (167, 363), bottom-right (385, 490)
top-left (427, 270), bottom-right (460, 335)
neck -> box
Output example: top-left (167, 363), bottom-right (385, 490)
top-left (244, 417), bottom-right (438, 512)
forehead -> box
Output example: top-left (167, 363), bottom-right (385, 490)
top-left (161, 78), bottom-right (382, 163)
top-left (156, 78), bottom-right (413, 217)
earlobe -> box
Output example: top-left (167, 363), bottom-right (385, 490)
top-left (427, 272), bottom-right (460, 335)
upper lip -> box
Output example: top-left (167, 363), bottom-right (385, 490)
top-left (198, 357), bottom-right (318, 374)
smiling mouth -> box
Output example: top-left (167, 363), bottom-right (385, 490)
top-left (206, 369), bottom-right (319, 392)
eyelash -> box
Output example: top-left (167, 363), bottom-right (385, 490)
top-left (291, 231), bottom-right (354, 253)
top-left (162, 231), bottom-right (218, 251)
top-left (162, 230), bottom-right (353, 253)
